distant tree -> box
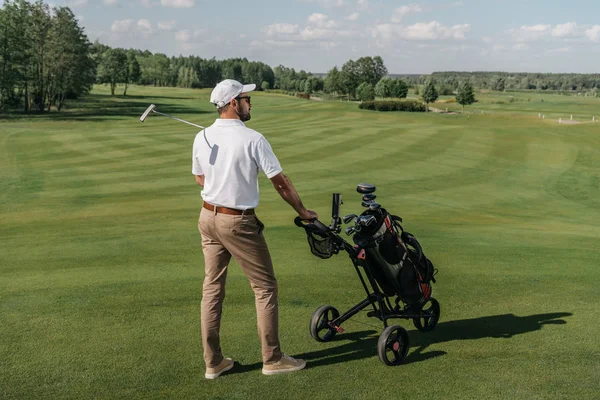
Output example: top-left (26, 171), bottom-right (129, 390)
top-left (456, 81), bottom-right (475, 113)
top-left (97, 48), bottom-right (127, 95)
top-left (375, 78), bottom-right (392, 98)
top-left (340, 59), bottom-right (360, 98)
top-left (490, 75), bottom-right (505, 91)
top-left (324, 66), bottom-right (343, 95)
top-left (422, 79), bottom-right (438, 112)
top-left (262, 81), bottom-right (270, 90)
top-left (390, 79), bottom-right (408, 99)
top-left (356, 82), bottom-right (375, 101)
top-left (46, 6), bottom-right (95, 110)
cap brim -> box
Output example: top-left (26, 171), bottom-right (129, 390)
top-left (242, 84), bottom-right (256, 93)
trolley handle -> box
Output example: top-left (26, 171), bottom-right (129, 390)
top-left (294, 217), bottom-right (330, 234)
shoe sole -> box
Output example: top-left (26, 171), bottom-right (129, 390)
top-left (205, 362), bottom-right (235, 379)
top-left (261, 363), bottom-right (306, 375)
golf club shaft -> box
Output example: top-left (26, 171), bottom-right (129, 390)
top-left (152, 110), bottom-right (205, 129)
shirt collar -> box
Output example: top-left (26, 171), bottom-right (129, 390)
top-left (213, 118), bottom-right (246, 127)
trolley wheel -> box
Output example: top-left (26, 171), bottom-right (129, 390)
top-left (377, 325), bottom-right (409, 366)
top-left (413, 297), bottom-right (440, 332)
top-left (309, 305), bottom-right (340, 342)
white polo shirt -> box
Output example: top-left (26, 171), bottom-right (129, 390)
top-left (192, 119), bottom-right (282, 210)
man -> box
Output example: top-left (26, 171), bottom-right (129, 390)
top-left (192, 79), bottom-right (318, 379)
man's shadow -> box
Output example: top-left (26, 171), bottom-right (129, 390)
top-left (230, 312), bottom-right (572, 373)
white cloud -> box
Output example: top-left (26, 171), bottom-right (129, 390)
top-left (137, 19), bottom-right (152, 35)
top-left (346, 12), bottom-right (359, 21)
top-left (160, 0), bottom-right (195, 8)
top-left (111, 19), bottom-right (153, 37)
top-left (111, 19), bottom-right (134, 33)
top-left (373, 21), bottom-right (470, 41)
top-left (265, 23), bottom-right (300, 36)
top-left (103, 0), bottom-right (118, 5)
top-left (391, 4), bottom-right (423, 23)
top-left (547, 47), bottom-right (570, 53)
top-left (357, 0), bottom-right (368, 9)
top-left (512, 24), bottom-right (551, 42)
top-left (552, 22), bottom-right (577, 38)
top-left (307, 13), bottom-right (337, 28)
top-left (67, 0), bottom-right (88, 7)
top-left (139, 0), bottom-right (159, 7)
top-left (249, 39), bottom-right (297, 49)
top-left (158, 20), bottom-right (177, 31)
top-left (175, 30), bottom-right (191, 42)
top-left (301, 0), bottom-right (344, 7)
top-left (513, 43), bottom-right (529, 51)
top-left (585, 25), bottom-right (600, 42)
top-left (76, 15), bottom-right (84, 22)
top-left (482, 36), bottom-right (492, 44)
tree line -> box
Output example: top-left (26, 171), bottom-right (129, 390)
top-left (428, 72), bottom-right (600, 94)
top-left (0, 0), bottom-right (95, 112)
top-left (2, 0), bottom-right (598, 114)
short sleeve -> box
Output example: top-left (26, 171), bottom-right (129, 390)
top-left (192, 134), bottom-right (203, 175)
top-left (254, 137), bottom-right (282, 178)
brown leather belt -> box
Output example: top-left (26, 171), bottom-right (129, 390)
top-left (203, 202), bottom-right (254, 215)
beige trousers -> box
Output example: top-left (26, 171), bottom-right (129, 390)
top-left (198, 207), bottom-right (282, 368)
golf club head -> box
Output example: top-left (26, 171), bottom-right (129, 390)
top-left (357, 183), bottom-right (376, 194)
top-left (140, 104), bottom-right (156, 122)
top-left (362, 193), bottom-right (377, 202)
top-left (369, 203), bottom-right (381, 211)
top-left (343, 214), bottom-right (357, 224)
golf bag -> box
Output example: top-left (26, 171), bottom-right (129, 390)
top-left (353, 210), bottom-right (435, 306)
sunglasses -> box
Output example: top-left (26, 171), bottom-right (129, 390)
top-left (236, 96), bottom-right (251, 104)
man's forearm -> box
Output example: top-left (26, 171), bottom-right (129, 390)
top-left (274, 174), bottom-right (307, 214)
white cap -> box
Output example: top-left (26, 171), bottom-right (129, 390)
top-left (210, 79), bottom-right (256, 108)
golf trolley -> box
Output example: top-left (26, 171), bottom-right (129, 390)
top-left (295, 183), bottom-right (440, 366)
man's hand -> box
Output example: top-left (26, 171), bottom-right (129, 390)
top-left (298, 209), bottom-right (318, 221)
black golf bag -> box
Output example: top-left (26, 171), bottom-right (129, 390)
top-left (353, 210), bottom-right (435, 306)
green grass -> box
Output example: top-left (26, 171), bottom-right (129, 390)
top-left (1, 85), bottom-right (600, 399)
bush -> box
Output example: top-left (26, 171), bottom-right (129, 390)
top-left (295, 92), bottom-right (310, 99)
top-left (359, 100), bottom-right (426, 112)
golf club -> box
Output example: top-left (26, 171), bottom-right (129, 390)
top-left (140, 104), bottom-right (206, 130)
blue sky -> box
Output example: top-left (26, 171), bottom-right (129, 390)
top-left (51, 0), bottom-right (600, 74)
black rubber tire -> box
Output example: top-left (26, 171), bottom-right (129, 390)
top-left (413, 298), bottom-right (440, 332)
top-left (309, 305), bottom-right (340, 342)
top-left (377, 325), bottom-right (409, 366)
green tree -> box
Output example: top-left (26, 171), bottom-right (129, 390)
top-left (491, 75), bottom-right (505, 91)
top-left (97, 48), bottom-right (127, 95)
top-left (456, 81), bottom-right (475, 113)
top-left (422, 79), bottom-right (438, 112)
top-left (324, 66), bottom-right (343, 94)
top-left (356, 82), bottom-right (375, 101)
top-left (375, 78), bottom-right (392, 98)
top-left (46, 6), bottom-right (95, 110)
top-left (340, 59), bottom-right (360, 98)
top-left (390, 79), bottom-right (408, 99)
top-left (28, 0), bottom-right (52, 111)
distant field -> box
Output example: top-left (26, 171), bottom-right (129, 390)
top-left (1, 85), bottom-right (599, 399)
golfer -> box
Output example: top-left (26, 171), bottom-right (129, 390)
top-left (193, 79), bottom-right (318, 379)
